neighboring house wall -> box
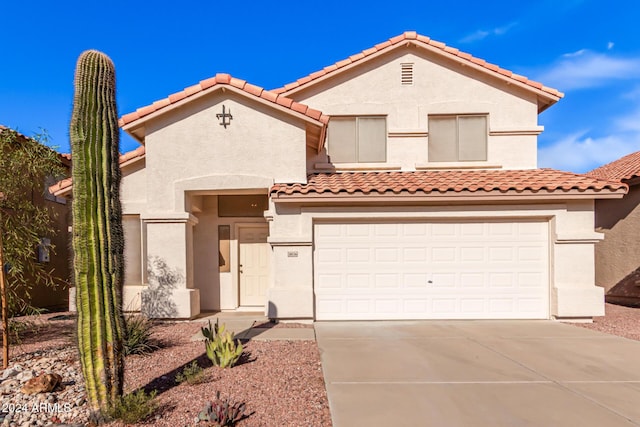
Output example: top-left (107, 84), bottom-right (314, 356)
top-left (0, 126), bottom-right (72, 312)
top-left (26, 187), bottom-right (71, 311)
top-left (297, 49), bottom-right (540, 171)
top-left (594, 184), bottom-right (640, 291)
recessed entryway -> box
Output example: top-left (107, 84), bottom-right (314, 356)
top-left (238, 224), bottom-right (270, 307)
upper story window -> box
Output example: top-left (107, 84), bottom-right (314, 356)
top-left (328, 116), bottom-right (386, 163)
top-left (428, 114), bottom-right (488, 162)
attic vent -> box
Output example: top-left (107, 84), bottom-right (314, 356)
top-left (401, 63), bottom-right (414, 85)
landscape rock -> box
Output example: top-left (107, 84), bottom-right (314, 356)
top-left (0, 366), bottom-right (21, 381)
top-left (0, 348), bottom-right (89, 425)
top-left (20, 373), bottom-right (63, 395)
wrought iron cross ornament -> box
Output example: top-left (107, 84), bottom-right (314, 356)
top-left (216, 104), bottom-right (233, 128)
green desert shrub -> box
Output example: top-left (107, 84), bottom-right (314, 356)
top-left (176, 360), bottom-right (207, 385)
top-left (106, 389), bottom-right (158, 424)
top-left (123, 315), bottom-right (158, 356)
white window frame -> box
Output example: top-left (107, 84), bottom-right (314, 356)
top-left (328, 116), bottom-right (387, 163)
top-left (428, 114), bottom-right (488, 162)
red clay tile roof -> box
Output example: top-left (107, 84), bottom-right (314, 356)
top-left (274, 31), bottom-right (563, 103)
top-left (271, 169), bottom-right (625, 198)
top-left (119, 73), bottom-right (329, 128)
top-left (587, 151), bottom-right (640, 183)
top-left (49, 146), bottom-right (146, 196)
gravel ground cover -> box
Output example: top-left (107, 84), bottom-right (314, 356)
top-left (1, 313), bottom-right (331, 426)
top-left (2, 303), bottom-right (639, 426)
top-left (572, 302), bottom-right (640, 341)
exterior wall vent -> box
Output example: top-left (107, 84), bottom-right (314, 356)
top-left (401, 63), bottom-right (414, 86)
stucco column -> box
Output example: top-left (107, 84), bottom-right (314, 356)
top-left (141, 212), bottom-right (200, 319)
top-left (265, 204), bottom-right (314, 319)
top-left (550, 201), bottom-right (605, 320)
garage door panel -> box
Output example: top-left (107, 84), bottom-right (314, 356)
top-left (314, 221), bottom-right (549, 320)
top-left (403, 223), bottom-right (428, 236)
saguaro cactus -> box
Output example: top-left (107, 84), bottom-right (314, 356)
top-left (70, 50), bottom-right (125, 413)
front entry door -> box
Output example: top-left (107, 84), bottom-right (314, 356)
top-left (239, 225), bottom-right (270, 307)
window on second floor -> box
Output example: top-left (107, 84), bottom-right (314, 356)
top-left (428, 114), bottom-right (488, 162)
top-left (328, 116), bottom-right (386, 163)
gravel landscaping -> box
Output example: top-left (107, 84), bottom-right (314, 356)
top-left (572, 302), bottom-right (640, 341)
top-left (1, 303), bottom-right (639, 426)
top-left (0, 314), bottom-right (331, 426)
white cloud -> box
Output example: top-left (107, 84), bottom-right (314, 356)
top-left (563, 49), bottom-right (587, 58)
top-left (459, 22), bottom-right (518, 43)
top-left (460, 30), bottom-right (489, 43)
top-left (536, 50), bottom-right (640, 91)
top-left (539, 130), bottom-right (640, 173)
top-left (607, 42), bottom-right (615, 50)
top-left (615, 108), bottom-right (640, 132)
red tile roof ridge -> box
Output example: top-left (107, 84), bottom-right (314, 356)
top-left (118, 73), bottom-right (329, 128)
top-left (270, 169), bottom-right (627, 197)
top-left (272, 31), bottom-right (563, 100)
top-left (586, 150), bottom-right (640, 183)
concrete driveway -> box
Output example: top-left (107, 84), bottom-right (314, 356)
top-left (315, 321), bottom-right (640, 427)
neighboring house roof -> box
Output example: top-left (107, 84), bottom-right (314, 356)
top-left (49, 146), bottom-right (146, 197)
top-left (271, 169), bottom-right (626, 200)
top-left (587, 151), bottom-right (640, 183)
top-left (274, 31), bottom-right (563, 112)
top-left (119, 73), bottom-right (329, 143)
top-left (0, 125), bottom-right (71, 165)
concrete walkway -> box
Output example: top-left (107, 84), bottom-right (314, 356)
top-left (190, 312), bottom-right (315, 341)
top-left (315, 320), bottom-right (640, 427)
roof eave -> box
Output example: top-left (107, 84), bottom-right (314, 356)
top-left (278, 38), bottom-right (563, 110)
top-left (50, 151), bottom-right (146, 197)
top-left (270, 188), bottom-right (627, 203)
top-left (120, 85), bottom-right (326, 142)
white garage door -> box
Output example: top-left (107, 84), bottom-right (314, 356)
top-left (314, 221), bottom-right (549, 320)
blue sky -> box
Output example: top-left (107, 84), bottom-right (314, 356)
top-left (1, 0), bottom-right (638, 173)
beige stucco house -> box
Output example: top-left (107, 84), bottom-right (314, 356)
top-left (53, 32), bottom-right (627, 320)
top-left (588, 151), bottom-right (640, 307)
